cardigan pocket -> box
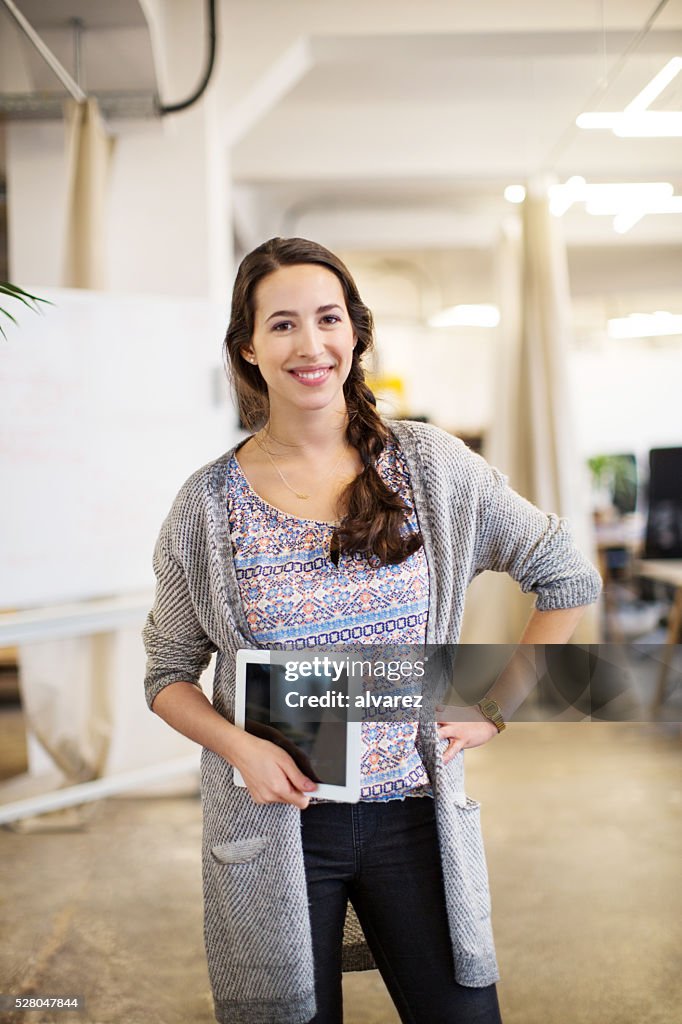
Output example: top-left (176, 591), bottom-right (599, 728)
top-left (451, 796), bottom-right (492, 921)
top-left (440, 792), bottom-right (499, 982)
top-left (206, 834), bottom-right (308, 974)
top-left (210, 837), bottom-right (267, 864)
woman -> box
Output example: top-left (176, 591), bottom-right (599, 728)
top-left (142, 237), bottom-right (602, 1024)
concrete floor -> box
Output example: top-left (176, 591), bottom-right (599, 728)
top-left (1, 710), bottom-right (680, 1024)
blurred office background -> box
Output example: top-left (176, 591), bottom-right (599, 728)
top-left (0, 2), bottom-right (680, 1023)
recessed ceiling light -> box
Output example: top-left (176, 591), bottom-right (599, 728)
top-left (504, 185), bottom-right (526, 203)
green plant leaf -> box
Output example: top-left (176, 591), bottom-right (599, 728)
top-left (1, 282), bottom-right (53, 307)
top-left (0, 306), bottom-right (19, 326)
top-left (0, 282), bottom-right (54, 339)
top-left (0, 306), bottom-right (18, 340)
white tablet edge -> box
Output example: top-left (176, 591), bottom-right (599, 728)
top-left (232, 648), bottom-right (362, 803)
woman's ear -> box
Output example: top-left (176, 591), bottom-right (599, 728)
top-left (241, 347), bottom-right (257, 365)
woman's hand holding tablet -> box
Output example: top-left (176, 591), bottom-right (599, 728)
top-left (228, 728), bottom-right (319, 809)
top-left (233, 650), bottom-right (362, 803)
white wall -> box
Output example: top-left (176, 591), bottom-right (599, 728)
top-left (372, 322), bottom-right (495, 433)
top-left (0, 288), bottom-right (237, 608)
top-left (369, 317), bottom-right (682, 467)
top-left (572, 344), bottom-right (682, 461)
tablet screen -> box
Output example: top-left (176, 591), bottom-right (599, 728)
top-left (243, 661), bottom-right (349, 786)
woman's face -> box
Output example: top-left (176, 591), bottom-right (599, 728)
top-left (242, 263), bottom-right (357, 419)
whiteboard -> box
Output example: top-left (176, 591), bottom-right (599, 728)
top-left (0, 287), bottom-right (241, 608)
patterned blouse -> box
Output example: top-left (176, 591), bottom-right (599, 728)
top-left (226, 434), bottom-right (433, 801)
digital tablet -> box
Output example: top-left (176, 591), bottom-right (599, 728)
top-left (233, 649), bottom-right (362, 802)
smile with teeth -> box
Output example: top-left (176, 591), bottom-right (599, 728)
top-left (289, 366), bottom-right (333, 381)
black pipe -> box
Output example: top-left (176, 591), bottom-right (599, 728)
top-left (158, 0), bottom-right (217, 116)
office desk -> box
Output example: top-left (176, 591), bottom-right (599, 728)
top-left (593, 514), bottom-right (645, 578)
top-left (593, 515), bottom-right (645, 645)
top-left (633, 559), bottom-right (682, 716)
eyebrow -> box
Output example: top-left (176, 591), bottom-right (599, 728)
top-left (265, 304), bottom-right (343, 323)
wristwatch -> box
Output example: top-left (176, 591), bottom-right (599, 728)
top-left (476, 698), bottom-right (506, 733)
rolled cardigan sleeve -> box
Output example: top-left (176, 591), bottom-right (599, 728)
top-left (142, 515), bottom-right (217, 711)
top-left (474, 463), bottom-right (603, 611)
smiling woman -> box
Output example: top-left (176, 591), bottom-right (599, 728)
top-left (242, 264), bottom-right (356, 417)
top-left (143, 235), bottom-right (602, 1024)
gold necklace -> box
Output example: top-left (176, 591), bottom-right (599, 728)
top-left (255, 430), bottom-right (349, 501)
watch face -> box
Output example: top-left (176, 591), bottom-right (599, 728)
top-left (480, 699), bottom-right (505, 731)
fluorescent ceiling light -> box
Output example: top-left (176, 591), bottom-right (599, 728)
top-left (613, 112), bottom-right (682, 137)
top-left (582, 183), bottom-right (674, 214)
top-left (429, 304), bottom-right (500, 328)
top-left (577, 57), bottom-right (682, 137)
top-left (576, 112), bottom-right (621, 129)
top-left (549, 179), bottom-right (680, 232)
top-left (607, 311), bottom-right (682, 339)
top-left (625, 57), bottom-right (682, 113)
top-left (577, 111), bottom-right (682, 136)
top-left (612, 197), bottom-right (682, 233)
top-left (613, 210), bottom-right (644, 234)
top-left (504, 176), bottom-right (682, 233)
top-left (549, 175), bottom-right (586, 216)
top-left (548, 180), bottom-right (674, 214)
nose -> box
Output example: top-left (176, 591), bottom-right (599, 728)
top-left (296, 323), bottom-right (325, 359)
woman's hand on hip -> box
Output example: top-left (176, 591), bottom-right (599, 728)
top-left (435, 705), bottom-right (499, 765)
top-left (229, 731), bottom-right (318, 809)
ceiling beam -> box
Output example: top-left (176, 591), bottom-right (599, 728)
top-left (225, 37), bottom-right (312, 146)
top-left (308, 29), bottom-right (681, 62)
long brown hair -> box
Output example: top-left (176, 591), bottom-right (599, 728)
top-left (223, 237), bottom-right (423, 565)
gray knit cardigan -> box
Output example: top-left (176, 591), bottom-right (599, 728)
top-left (142, 419), bottom-right (602, 1024)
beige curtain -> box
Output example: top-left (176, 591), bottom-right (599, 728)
top-left (18, 635), bottom-right (113, 784)
top-left (14, 99), bottom-right (116, 796)
top-left (463, 177), bottom-right (600, 645)
top-left (62, 97), bottom-right (114, 289)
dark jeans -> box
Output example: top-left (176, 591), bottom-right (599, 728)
top-left (301, 796), bottom-right (503, 1024)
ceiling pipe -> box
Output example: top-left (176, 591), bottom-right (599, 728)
top-left (0, 0), bottom-right (217, 120)
top-left (71, 16), bottom-right (84, 91)
top-left (158, 0), bottom-right (217, 115)
top-left (0, 0), bottom-right (87, 103)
